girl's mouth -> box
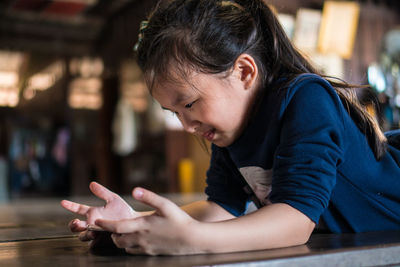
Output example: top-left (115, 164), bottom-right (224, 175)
top-left (202, 129), bottom-right (216, 141)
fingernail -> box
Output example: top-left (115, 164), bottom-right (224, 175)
top-left (134, 188), bottom-right (144, 199)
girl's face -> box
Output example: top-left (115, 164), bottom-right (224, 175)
top-left (151, 55), bottom-right (259, 147)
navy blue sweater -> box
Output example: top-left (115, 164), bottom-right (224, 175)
top-left (205, 74), bottom-right (400, 233)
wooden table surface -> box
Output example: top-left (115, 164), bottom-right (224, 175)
top-left (0, 195), bottom-right (399, 267)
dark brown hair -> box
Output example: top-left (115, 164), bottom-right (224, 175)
top-left (136, 0), bottom-right (387, 159)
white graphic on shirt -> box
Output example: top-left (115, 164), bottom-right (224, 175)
top-left (239, 166), bottom-right (273, 206)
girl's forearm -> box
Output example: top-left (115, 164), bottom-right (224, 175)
top-left (139, 200), bottom-right (235, 222)
top-left (189, 203), bottom-right (315, 254)
top-left (180, 200), bottom-right (236, 222)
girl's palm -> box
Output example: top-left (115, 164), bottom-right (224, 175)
top-left (61, 182), bottom-right (137, 230)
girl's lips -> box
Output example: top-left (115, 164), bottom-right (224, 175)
top-left (202, 129), bottom-right (215, 141)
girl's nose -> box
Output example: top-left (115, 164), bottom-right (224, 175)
top-left (179, 114), bottom-right (199, 134)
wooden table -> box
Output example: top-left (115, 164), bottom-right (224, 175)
top-left (0, 195), bottom-right (399, 267)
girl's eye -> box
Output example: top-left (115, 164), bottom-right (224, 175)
top-left (185, 101), bottom-right (195, 109)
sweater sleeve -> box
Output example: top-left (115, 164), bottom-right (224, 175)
top-left (269, 80), bottom-right (345, 223)
top-left (205, 145), bottom-right (250, 217)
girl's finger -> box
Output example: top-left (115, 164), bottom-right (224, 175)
top-left (68, 218), bottom-right (87, 232)
top-left (132, 187), bottom-right (175, 216)
top-left (79, 230), bottom-right (98, 241)
top-left (89, 182), bottom-right (117, 203)
top-left (125, 246), bottom-right (147, 255)
top-left (111, 233), bottom-right (138, 249)
top-left (95, 218), bottom-right (144, 234)
top-left (61, 200), bottom-right (91, 215)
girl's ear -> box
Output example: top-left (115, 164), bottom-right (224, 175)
top-left (233, 53), bottom-right (259, 90)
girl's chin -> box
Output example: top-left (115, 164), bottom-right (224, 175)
top-left (211, 136), bottom-right (234, 147)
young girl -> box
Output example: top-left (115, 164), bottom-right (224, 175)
top-left (61, 0), bottom-right (400, 255)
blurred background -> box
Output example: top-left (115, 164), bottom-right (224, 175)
top-left (0, 0), bottom-right (399, 201)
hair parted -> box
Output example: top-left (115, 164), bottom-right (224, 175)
top-left (135, 0), bottom-right (387, 159)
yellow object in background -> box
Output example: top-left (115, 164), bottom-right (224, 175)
top-left (178, 158), bottom-right (195, 193)
top-left (318, 1), bottom-right (360, 59)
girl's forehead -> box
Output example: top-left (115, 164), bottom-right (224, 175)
top-left (150, 70), bottom-right (226, 101)
top-left (151, 79), bottom-right (195, 103)
top-left (152, 71), bottom-right (199, 95)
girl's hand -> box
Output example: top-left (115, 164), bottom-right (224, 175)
top-left (60, 182), bottom-right (140, 247)
top-left (95, 187), bottom-right (199, 255)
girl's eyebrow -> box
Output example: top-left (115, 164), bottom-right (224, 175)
top-left (161, 93), bottom-right (192, 110)
top-left (172, 93), bottom-right (191, 106)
